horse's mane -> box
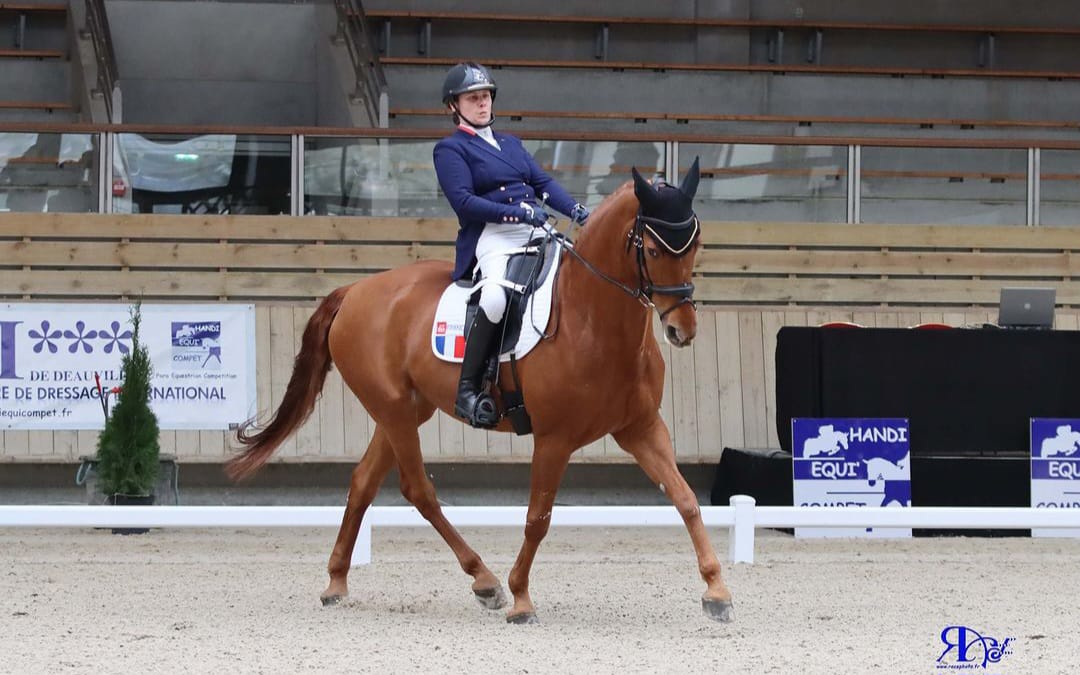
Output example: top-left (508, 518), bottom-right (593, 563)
top-left (589, 180), bottom-right (635, 221)
top-left (572, 181), bottom-right (637, 249)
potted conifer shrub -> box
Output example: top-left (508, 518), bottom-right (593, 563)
top-left (95, 302), bottom-right (160, 534)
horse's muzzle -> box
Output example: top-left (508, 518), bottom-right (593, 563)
top-left (663, 321), bottom-right (695, 347)
top-left (660, 300), bottom-right (697, 347)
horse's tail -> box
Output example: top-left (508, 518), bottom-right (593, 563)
top-left (226, 285), bottom-right (351, 481)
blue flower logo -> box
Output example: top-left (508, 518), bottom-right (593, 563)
top-left (98, 320), bottom-right (132, 354)
top-left (28, 320), bottom-right (62, 354)
top-left (64, 321), bottom-right (99, 354)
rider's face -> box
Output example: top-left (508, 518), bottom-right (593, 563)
top-left (453, 90), bottom-right (492, 125)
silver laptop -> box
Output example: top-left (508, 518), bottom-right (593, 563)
top-left (998, 287), bottom-right (1056, 329)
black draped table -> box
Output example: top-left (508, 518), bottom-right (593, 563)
top-left (775, 326), bottom-right (1080, 457)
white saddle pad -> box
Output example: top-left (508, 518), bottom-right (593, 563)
top-left (431, 248), bottom-right (561, 363)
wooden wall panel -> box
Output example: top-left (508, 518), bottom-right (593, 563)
top-left (714, 311), bottom-right (745, 451)
top-left (7, 213), bottom-right (1080, 465)
top-left (738, 311), bottom-right (769, 448)
top-left (669, 336), bottom-right (699, 460)
top-left (692, 314), bottom-right (722, 462)
top-left (6, 307), bottom-right (1080, 464)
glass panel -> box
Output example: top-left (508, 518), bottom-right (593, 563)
top-left (303, 137), bottom-right (442, 217)
top-left (112, 133), bottom-right (291, 214)
top-left (0, 132), bottom-right (99, 213)
top-left (1040, 150), bottom-right (1080, 226)
top-left (522, 140), bottom-right (665, 208)
top-left (861, 146), bottom-right (1026, 225)
top-left (679, 143), bottom-right (847, 222)
top-left (303, 137), bottom-right (660, 216)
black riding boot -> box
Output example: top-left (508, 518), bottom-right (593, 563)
top-left (455, 310), bottom-right (500, 428)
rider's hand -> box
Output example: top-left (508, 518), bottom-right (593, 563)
top-left (570, 203), bottom-right (590, 225)
top-left (519, 202), bottom-right (549, 227)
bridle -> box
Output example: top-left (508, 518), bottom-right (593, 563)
top-left (553, 210), bottom-right (699, 321)
top-left (629, 211), bottom-right (699, 320)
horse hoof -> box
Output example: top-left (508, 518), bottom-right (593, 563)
top-left (506, 612), bottom-right (539, 625)
top-left (702, 597), bottom-right (734, 623)
top-left (320, 594), bottom-right (346, 607)
top-left (474, 586), bottom-right (507, 610)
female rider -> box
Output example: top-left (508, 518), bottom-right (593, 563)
top-left (433, 62), bottom-right (589, 428)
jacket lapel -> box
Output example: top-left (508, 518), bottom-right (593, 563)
top-left (467, 133), bottom-right (524, 175)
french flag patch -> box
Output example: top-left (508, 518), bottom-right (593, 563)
top-left (434, 322), bottom-right (466, 359)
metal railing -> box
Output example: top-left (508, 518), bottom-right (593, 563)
top-left (4, 124), bottom-right (1080, 224)
top-left (83, 0), bottom-right (120, 122)
top-left (332, 0), bottom-right (388, 127)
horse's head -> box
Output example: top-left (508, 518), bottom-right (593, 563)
top-left (630, 157), bottom-right (702, 347)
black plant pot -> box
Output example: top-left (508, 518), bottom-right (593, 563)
top-left (107, 493), bottom-right (155, 535)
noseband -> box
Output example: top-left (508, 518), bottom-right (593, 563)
top-left (627, 211), bottom-right (699, 320)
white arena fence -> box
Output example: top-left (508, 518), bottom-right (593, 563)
top-left (3, 495), bottom-right (1080, 565)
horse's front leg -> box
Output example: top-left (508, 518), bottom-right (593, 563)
top-left (506, 438), bottom-right (573, 624)
top-left (614, 415), bottom-right (734, 622)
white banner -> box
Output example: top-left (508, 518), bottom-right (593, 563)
top-left (0, 303), bottom-right (256, 430)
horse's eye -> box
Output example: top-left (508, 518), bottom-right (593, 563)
top-left (647, 247), bottom-right (660, 259)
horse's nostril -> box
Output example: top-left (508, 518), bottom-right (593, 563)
top-left (666, 325), bottom-right (679, 343)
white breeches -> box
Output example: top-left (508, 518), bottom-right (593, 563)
top-left (474, 222), bottom-right (535, 322)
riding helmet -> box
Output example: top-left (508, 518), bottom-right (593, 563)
top-left (442, 62), bottom-right (497, 104)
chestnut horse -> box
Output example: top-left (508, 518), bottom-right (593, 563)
top-left (227, 162), bottom-right (734, 623)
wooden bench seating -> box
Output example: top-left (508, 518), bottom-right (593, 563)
top-left (4, 213), bottom-right (1079, 309)
top-left (0, 3), bottom-right (66, 12)
top-left (370, 10), bottom-right (1080, 79)
top-left (0, 100), bottom-right (74, 113)
top-left (0, 3), bottom-right (66, 55)
top-left (0, 48), bottom-right (64, 58)
top-left (381, 55), bottom-right (1080, 82)
top-left (364, 10), bottom-right (1080, 36)
top-left (694, 221), bottom-right (1080, 306)
top-left (389, 107), bottom-right (1080, 134)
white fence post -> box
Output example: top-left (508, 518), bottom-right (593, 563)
top-left (350, 518), bottom-right (372, 566)
top-left (729, 495), bottom-right (756, 564)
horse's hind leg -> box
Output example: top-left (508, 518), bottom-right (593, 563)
top-left (384, 418), bottom-right (506, 609)
top-left (614, 415), bottom-right (734, 622)
top-left (321, 425), bottom-right (396, 606)
top-left (505, 438), bottom-right (573, 624)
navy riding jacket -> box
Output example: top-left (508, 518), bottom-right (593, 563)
top-left (433, 127), bottom-right (577, 280)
